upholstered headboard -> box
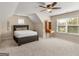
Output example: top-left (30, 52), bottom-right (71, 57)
top-left (13, 25), bottom-right (29, 31)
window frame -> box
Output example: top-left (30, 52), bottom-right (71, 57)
top-left (57, 17), bottom-right (79, 35)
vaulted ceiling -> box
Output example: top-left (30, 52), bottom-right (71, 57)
top-left (14, 2), bottom-right (79, 16)
top-left (0, 2), bottom-right (79, 22)
top-left (1, 2), bottom-right (79, 18)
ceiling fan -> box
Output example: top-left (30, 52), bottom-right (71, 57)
top-left (39, 2), bottom-right (61, 13)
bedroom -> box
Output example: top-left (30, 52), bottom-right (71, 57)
top-left (0, 2), bottom-right (79, 56)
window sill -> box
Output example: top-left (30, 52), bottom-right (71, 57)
top-left (57, 32), bottom-right (79, 36)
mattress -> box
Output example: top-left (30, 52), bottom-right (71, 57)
top-left (14, 30), bottom-right (37, 38)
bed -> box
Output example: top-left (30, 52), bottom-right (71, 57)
top-left (13, 25), bottom-right (39, 46)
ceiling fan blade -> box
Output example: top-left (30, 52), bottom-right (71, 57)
top-left (52, 7), bottom-right (61, 9)
top-left (52, 2), bottom-right (57, 7)
top-left (39, 5), bottom-right (46, 8)
top-left (47, 4), bottom-right (51, 8)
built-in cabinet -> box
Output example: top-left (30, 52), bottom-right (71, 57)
top-left (45, 20), bottom-right (55, 37)
top-left (45, 20), bottom-right (52, 33)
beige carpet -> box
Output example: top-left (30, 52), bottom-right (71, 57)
top-left (0, 37), bottom-right (79, 56)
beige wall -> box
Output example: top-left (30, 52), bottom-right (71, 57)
top-left (51, 10), bottom-right (79, 43)
top-left (8, 15), bottom-right (34, 31)
top-left (0, 19), bottom-right (2, 42)
top-left (28, 14), bottom-right (43, 37)
top-left (0, 15), bottom-right (34, 41)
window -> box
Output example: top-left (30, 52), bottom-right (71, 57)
top-left (68, 26), bottom-right (78, 33)
top-left (58, 26), bottom-right (66, 32)
top-left (18, 19), bottom-right (24, 25)
top-left (57, 17), bottom-right (79, 34)
top-left (57, 19), bottom-right (67, 33)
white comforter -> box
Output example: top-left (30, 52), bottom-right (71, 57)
top-left (14, 30), bottom-right (37, 38)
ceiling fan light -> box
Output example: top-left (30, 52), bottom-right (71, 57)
top-left (47, 9), bottom-right (52, 12)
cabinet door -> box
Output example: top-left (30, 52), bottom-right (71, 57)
top-left (49, 22), bottom-right (52, 30)
top-left (45, 21), bottom-right (52, 33)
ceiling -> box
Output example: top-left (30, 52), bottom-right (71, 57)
top-left (14, 2), bottom-right (79, 16)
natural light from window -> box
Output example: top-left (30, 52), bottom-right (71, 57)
top-left (57, 17), bottom-right (79, 35)
top-left (18, 19), bottom-right (24, 25)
